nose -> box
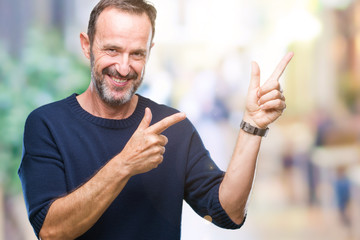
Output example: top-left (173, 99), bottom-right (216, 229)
top-left (115, 55), bottom-right (131, 76)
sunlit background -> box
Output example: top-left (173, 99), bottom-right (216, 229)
top-left (1, 0), bottom-right (360, 239)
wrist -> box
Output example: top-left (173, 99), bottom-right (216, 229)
top-left (111, 155), bottom-right (133, 180)
top-left (242, 117), bottom-right (258, 128)
top-left (242, 113), bottom-right (261, 128)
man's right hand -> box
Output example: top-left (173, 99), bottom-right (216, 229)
top-left (117, 107), bottom-right (186, 176)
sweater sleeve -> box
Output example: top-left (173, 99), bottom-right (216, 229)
top-left (183, 128), bottom-right (245, 229)
top-left (18, 109), bottom-right (67, 238)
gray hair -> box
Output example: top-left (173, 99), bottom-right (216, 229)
top-left (87, 0), bottom-right (157, 47)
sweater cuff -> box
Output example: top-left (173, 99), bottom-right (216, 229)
top-left (209, 185), bottom-right (246, 229)
top-left (30, 202), bottom-right (52, 238)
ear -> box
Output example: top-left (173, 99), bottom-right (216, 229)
top-left (146, 42), bottom-right (155, 61)
top-left (80, 32), bottom-right (91, 60)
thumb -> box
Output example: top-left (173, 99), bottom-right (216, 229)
top-left (249, 61), bottom-right (260, 91)
top-left (137, 107), bottom-right (152, 130)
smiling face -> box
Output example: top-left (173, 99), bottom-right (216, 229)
top-left (84, 7), bottom-right (153, 106)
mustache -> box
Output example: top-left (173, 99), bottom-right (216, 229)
top-left (102, 66), bottom-right (138, 80)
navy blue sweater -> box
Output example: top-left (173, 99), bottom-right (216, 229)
top-left (19, 94), bottom-right (243, 239)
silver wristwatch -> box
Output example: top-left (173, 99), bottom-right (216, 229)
top-left (240, 120), bottom-right (269, 137)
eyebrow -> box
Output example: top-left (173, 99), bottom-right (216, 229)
top-left (102, 44), bottom-right (147, 54)
top-left (102, 44), bottom-right (123, 50)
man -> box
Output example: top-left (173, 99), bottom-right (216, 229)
top-left (18, 0), bottom-right (293, 239)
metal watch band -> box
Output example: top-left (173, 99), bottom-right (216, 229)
top-left (240, 120), bottom-right (269, 137)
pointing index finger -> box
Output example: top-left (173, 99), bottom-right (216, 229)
top-left (147, 112), bottom-right (187, 134)
top-left (269, 52), bottom-right (294, 82)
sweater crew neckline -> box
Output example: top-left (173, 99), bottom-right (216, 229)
top-left (65, 93), bottom-right (147, 129)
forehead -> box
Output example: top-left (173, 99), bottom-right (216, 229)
top-left (95, 7), bottom-right (152, 46)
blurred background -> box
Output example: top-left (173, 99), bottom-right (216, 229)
top-left (1, 0), bottom-right (360, 239)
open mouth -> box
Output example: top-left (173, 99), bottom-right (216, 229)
top-left (108, 75), bottom-right (130, 86)
top-left (111, 76), bottom-right (128, 84)
top-left (102, 66), bottom-right (138, 87)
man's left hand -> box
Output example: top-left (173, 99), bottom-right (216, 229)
top-left (243, 52), bottom-right (294, 129)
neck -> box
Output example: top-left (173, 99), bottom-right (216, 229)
top-left (76, 85), bottom-right (138, 120)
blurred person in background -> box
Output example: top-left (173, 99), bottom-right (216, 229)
top-left (334, 166), bottom-right (351, 227)
top-left (18, 0), bottom-right (293, 239)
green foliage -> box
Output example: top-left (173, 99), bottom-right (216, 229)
top-left (0, 27), bottom-right (90, 194)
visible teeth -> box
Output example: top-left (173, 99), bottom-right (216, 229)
top-left (112, 77), bottom-right (127, 83)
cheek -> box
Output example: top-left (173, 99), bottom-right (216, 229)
top-left (93, 55), bottom-right (115, 72)
top-left (131, 61), bottom-right (146, 76)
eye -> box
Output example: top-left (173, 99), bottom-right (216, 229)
top-left (106, 49), bottom-right (117, 55)
top-left (131, 51), bottom-right (146, 60)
